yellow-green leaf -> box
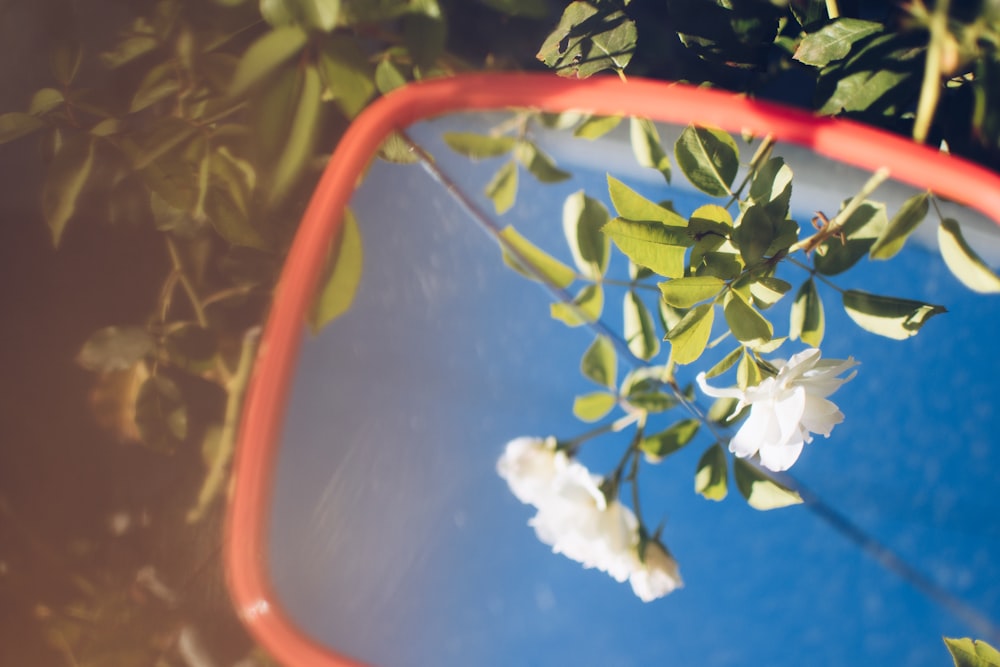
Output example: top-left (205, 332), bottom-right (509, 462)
top-left (938, 218), bottom-right (1000, 293)
top-left (842, 289), bottom-right (946, 339)
top-left (230, 26), bottom-right (308, 98)
top-left (665, 303), bottom-right (714, 365)
top-left (581, 335), bottom-right (617, 389)
top-left (607, 175), bottom-right (686, 226)
top-left (551, 284), bottom-right (604, 326)
top-left (442, 132), bottom-right (517, 159)
top-left (574, 114), bottom-right (621, 139)
top-left (642, 419), bottom-right (700, 462)
top-left (0, 112), bottom-right (46, 145)
top-left (485, 159), bottom-right (518, 214)
top-left (498, 225), bottom-right (575, 288)
top-left (268, 64), bottom-right (323, 206)
top-left (790, 278), bottom-right (824, 346)
top-left (724, 291), bottom-right (773, 344)
top-left (733, 458), bottom-right (802, 510)
top-left (630, 116), bottom-right (670, 182)
top-left (311, 209), bottom-right (363, 331)
top-left (42, 132), bottom-right (95, 246)
top-left (674, 125), bottom-right (739, 197)
top-left (624, 290), bottom-right (659, 360)
top-left (603, 218), bottom-right (691, 278)
top-left (573, 391), bottom-right (617, 422)
top-left (869, 191), bottom-right (929, 259)
top-left (694, 443), bottom-right (728, 500)
top-left (659, 276), bottom-right (724, 308)
top-left (563, 190), bottom-right (610, 278)
top-left (943, 637), bottom-right (1000, 667)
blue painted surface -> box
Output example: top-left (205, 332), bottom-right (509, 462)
top-left (267, 116), bottom-right (1000, 666)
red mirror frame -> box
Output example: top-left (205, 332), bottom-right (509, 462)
top-left (223, 72), bottom-right (1000, 667)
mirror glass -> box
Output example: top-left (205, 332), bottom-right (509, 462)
top-left (263, 111), bottom-right (1000, 666)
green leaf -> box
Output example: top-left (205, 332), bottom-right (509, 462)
top-left (573, 391), bottom-right (617, 422)
top-left (551, 284), bottom-right (604, 326)
top-left (100, 35), bottom-right (158, 69)
top-left (622, 366), bottom-right (676, 413)
top-left (318, 36), bottom-right (376, 117)
top-left (674, 125), bottom-right (739, 197)
top-left (536, 0), bottom-right (637, 78)
top-left (749, 276), bottom-right (791, 309)
top-left (938, 218), bottom-right (1000, 293)
top-left (563, 191), bottom-right (610, 278)
top-left (230, 26), bottom-right (309, 98)
top-left (42, 132), bottom-right (95, 246)
top-left (76, 326), bottom-right (154, 372)
top-left (515, 141), bottom-right (572, 183)
top-left (602, 218), bottom-right (691, 279)
top-left (815, 32), bottom-right (923, 116)
top-left (724, 291), bottom-right (773, 344)
top-left (268, 64), bottom-right (323, 206)
top-left (733, 204), bottom-right (778, 266)
top-left (630, 117), bottom-right (670, 182)
top-left (260, 0), bottom-right (341, 31)
top-left (624, 290), bottom-right (659, 360)
top-left (377, 131), bottom-right (418, 164)
top-left (665, 303), bottom-right (714, 365)
top-left (705, 346), bottom-right (742, 379)
top-left (498, 225), bottom-right (576, 288)
top-left (0, 112), bottom-right (46, 145)
top-left (659, 276), bottom-right (724, 308)
top-left (130, 61), bottom-right (180, 113)
top-left (574, 114), bottom-right (622, 139)
top-left (486, 159), bottom-right (519, 214)
top-left (814, 200), bottom-right (887, 275)
top-left (375, 58), bottom-right (407, 93)
top-left (641, 419), bottom-right (700, 462)
top-left (403, 1), bottom-right (444, 69)
top-left (943, 637), bottom-right (1000, 667)
top-left (695, 443), bottom-right (728, 500)
top-left (869, 192), bottom-right (929, 259)
top-left (28, 88), bottom-right (64, 116)
top-left (790, 278), bottom-right (824, 346)
top-left (581, 335), bottom-right (617, 389)
top-left (607, 175), bottom-right (687, 226)
top-left (442, 132), bottom-right (517, 159)
top-left (733, 459), bottom-right (802, 509)
top-left (135, 375), bottom-right (188, 452)
top-left (793, 18), bottom-right (883, 67)
top-left (688, 204), bottom-right (733, 239)
top-left (311, 208), bottom-right (363, 331)
top-left (842, 290), bottom-right (946, 340)
top-left (737, 348), bottom-right (762, 389)
top-left (204, 188), bottom-right (270, 249)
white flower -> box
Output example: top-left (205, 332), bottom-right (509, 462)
top-left (498, 437), bottom-right (682, 601)
top-left (629, 540), bottom-right (683, 602)
top-left (496, 436), bottom-right (561, 506)
top-left (696, 348), bottom-right (857, 472)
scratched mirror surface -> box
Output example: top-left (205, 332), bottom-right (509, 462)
top-left (265, 112), bottom-right (1000, 666)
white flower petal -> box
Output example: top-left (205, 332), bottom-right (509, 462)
top-left (629, 541), bottom-right (683, 602)
top-left (758, 437), bottom-right (804, 471)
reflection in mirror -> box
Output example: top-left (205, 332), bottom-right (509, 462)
top-left (268, 110), bottom-right (1000, 666)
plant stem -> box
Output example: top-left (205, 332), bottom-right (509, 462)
top-left (913, 0), bottom-right (950, 144)
top-left (825, 0), bottom-right (840, 19)
top-left (186, 326), bottom-right (260, 523)
top-left (788, 167), bottom-right (890, 255)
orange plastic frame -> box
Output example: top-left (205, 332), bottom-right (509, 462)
top-left (224, 72), bottom-right (1000, 666)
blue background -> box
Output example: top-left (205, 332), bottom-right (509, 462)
top-left (266, 115), bottom-right (1000, 666)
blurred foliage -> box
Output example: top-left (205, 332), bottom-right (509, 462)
top-left (3, 0), bottom-right (1000, 662)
